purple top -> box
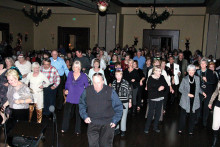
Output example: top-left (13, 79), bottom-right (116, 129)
top-left (65, 71), bottom-right (89, 104)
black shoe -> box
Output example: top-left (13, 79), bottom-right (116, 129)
top-left (144, 130), bottom-right (149, 134)
top-left (154, 129), bottom-right (160, 133)
top-left (178, 130), bottom-right (183, 135)
top-left (114, 129), bottom-right (120, 136)
top-left (121, 131), bottom-right (125, 137)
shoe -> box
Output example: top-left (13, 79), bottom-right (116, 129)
top-left (144, 130), bottom-right (149, 134)
top-left (189, 132), bottom-right (194, 136)
top-left (178, 130), bottom-right (182, 135)
top-left (121, 131), bottom-right (125, 137)
top-left (154, 129), bottom-right (160, 133)
top-left (114, 129), bottom-right (120, 136)
top-left (61, 130), bottom-right (66, 134)
top-left (75, 132), bottom-right (80, 136)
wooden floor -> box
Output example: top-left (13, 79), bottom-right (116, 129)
top-left (0, 102), bottom-right (219, 147)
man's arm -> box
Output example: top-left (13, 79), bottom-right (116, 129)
top-left (111, 90), bottom-right (123, 125)
top-left (79, 90), bottom-right (88, 120)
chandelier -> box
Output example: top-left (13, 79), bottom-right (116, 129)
top-left (92, 0), bottom-right (110, 12)
top-left (22, 1), bottom-right (52, 27)
top-left (136, 0), bottom-right (173, 30)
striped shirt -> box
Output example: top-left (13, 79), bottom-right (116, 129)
top-left (40, 66), bottom-right (60, 88)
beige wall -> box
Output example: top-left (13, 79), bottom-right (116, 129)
top-left (121, 7), bottom-right (207, 54)
top-left (33, 13), bottom-right (97, 50)
top-left (0, 6), bottom-right (34, 53)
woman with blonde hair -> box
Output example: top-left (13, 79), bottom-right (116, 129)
top-left (5, 57), bottom-right (15, 70)
top-left (6, 68), bottom-right (33, 130)
top-left (61, 60), bottom-right (89, 135)
top-left (25, 62), bottom-right (50, 123)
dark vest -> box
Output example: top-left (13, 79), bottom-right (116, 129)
top-left (86, 85), bottom-right (114, 125)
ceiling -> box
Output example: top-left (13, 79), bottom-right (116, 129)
top-left (13, 0), bottom-right (220, 14)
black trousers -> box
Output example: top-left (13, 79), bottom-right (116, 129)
top-left (197, 93), bottom-right (212, 126)
top-left (56, 75), bottom-right (65, 110)
top-left (145, 100), bottom-right (163, 130)
top-left (179, 108), bottom-right (197, 133)
top-left (62, 102), bottom-right (81, 133)
top-left (163, 87), bottom-right (170, 110)
top-left (137, 86), bottom-right (144, 107)
top-left (170, 84), bottom-right (178, 104)
top-left (7, 108), bottom-right (29, 134)
top-left (43, 85), bottom-right (57, 115)
top-left (87, 123), bottom-right (114, 147)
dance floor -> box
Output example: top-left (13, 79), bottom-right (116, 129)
top-left (0, 102), bottom-right (218, 147)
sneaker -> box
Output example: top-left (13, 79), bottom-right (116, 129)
top-left (154, 129), bottom-right (160, 133)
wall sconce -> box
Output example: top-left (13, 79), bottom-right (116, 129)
top-left (51, 33), bottom-right (55, 43)
top-left (134, 36), bottom-right (138, 46)
top-left (185, 37), bottom-right (190, 48)
top-left (9, 32), bottom-right (13, 44)
top-left (17, 33), bottom-right (23, 45)
top-left (25, 32), bottom-right (28, 42)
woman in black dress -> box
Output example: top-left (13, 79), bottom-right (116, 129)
top-left (123, 59), bottom-right (140, 115)
top-left (0, 60), bottom-right (9, 124)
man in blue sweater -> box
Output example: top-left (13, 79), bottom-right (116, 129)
top-left (79, 73), bottom-right (123, 147)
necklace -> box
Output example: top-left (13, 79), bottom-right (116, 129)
top-left (189, 76), bottom-right (195, 84)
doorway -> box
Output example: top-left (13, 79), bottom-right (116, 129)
top-left (58, 27), bottom-right (90, 53)
top-left (143, 29), bottom-right (179, 51)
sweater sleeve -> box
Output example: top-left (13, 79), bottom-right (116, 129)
top-left (79, 90), bottom-right (88, 120)
top-left (209, 83), bottom-right (220, 105)
top-left (111, 90), bottom-right (123, 125)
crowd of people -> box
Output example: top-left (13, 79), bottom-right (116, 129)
top-left (0, 44), bottom-right (220, 146)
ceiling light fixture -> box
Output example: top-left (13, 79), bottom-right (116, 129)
top-left (136, 0), bottom-right (173, 30)
top-left (22, 0), bottom-right (52, 27)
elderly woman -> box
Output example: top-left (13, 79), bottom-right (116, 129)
top-left (6, 69), bottom-right (33, 129)
top-left (208, 81), bottom-right (220, 147)
top-left (61, 60), bottom-right (89, 135)
top-left (88, 58), bottom-right (107, 85)
top-left (123, 59), bottom-right (140, 115)
top-left (144, 66), bottom-right (168, 134)
top-left (112, 69), bottom-right (132, 137)
top-left (178, 64), bottom-right (206, 135)
top-left (5, 57), bottom-right (15, 70)
top-left (25, 62), bottom-right (50, 123)
top-left (15, 54), bottom-right (32, 83)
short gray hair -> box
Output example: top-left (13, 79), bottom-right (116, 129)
top-left (187, 64), bottom-right (196, 72)
top-left (200, 57), bottom-right (208, 65)
top-left (32, 62), bottom-right (40, 71)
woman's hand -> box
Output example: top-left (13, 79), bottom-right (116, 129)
top-left (202, 77), bottom-right (207, 82)
top-left (14, 99), bottom-right (23, 104)
top-left (129, 102), bottom-right (132, 108)
top-left (39, 85), bottom-right (44, 89)
top-left (65, 90), bottom-right (69, 95)
top-left (203, 92), bottom-right (207, 98)
top-left (140, 80), bottom-right (143, 86)
top-left (208, 104), bottom-right (212, 109)
top-left (4, 83), bottom-right (8, 87)
top-left (170, 86), bottom-right (174, 94)
top-left (158, 86), bottom-right (165, 91)
top-left (188, 94), bottom-right (194, 98)
top-left (131, 79), bottom-right (135, 82)
top-left (145, 86), bottom-right (147, 91)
